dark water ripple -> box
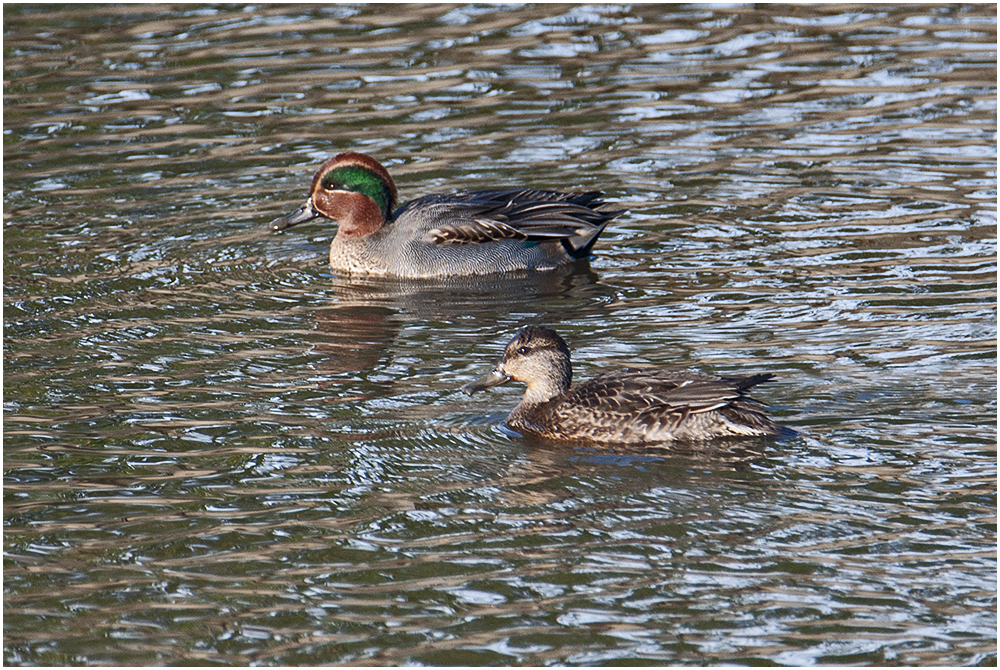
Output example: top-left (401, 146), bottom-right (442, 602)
top-left (4, 3), bottom-right (996, 666)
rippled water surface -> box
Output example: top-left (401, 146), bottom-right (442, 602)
top-left (4, 3), bottom-right (997, 666)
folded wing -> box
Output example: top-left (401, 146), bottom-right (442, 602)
top-left (407, 190), bottom-right (622, 252)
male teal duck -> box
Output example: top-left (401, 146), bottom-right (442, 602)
top-left (463, 326), bottom-right (789, 444)
top-left (271, 152), bottom-right (623, 278)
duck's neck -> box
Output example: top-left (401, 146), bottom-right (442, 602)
top-left (329, 233), bottom-right (387, 275)
top-left (521, 357), bottom-right (572, 406)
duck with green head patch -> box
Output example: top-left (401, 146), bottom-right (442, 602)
top-left (271, 153), bottom-right (623, 278)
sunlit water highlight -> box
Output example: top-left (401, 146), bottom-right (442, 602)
top-left (4, 3), bottom-right (996, 666)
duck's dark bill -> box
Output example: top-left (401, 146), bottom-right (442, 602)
top-left (271, 199), bottom-right (321, 231)
top-left (462, 369), bottom-right (510, 395)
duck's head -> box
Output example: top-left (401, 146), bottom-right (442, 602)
top-left (271, 152), bottom-right (398, 238)
top-left (462, 325), bottom-right (573, 403)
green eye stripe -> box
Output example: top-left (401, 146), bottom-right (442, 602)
top-left (322, 165), bottom-right (391, 217)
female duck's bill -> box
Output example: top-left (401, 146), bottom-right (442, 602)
top-left (463, 325), bottom-right (793, 444)
top-left (270, 152), bottom-right (624, 278)
top-left (461, 368), bottom-right (510, 394)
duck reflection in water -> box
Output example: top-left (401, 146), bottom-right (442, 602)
top-left (307, 267), bottom-right (603, 377)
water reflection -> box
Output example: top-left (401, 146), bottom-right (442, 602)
top-left (4, 2), bottom-right (996, 667)
top-left (306, 265), bottom-right (608, 372)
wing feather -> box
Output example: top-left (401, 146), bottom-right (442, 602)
top-left (558, 368), bottom-right (774, 417)
top-left (405, 189), bottom-right (623, 246)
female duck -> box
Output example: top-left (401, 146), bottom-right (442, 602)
top-left (271, 152), bottom-right (623, 278)
top-left (463, 326), bottom-right (788, 444)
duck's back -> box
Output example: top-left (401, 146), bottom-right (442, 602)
top-left (331, 189), bottom-right (620, 277)
top-left (508, 368), bottom-right (783, 443)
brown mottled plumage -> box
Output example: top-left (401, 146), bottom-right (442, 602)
top-left (463, 326), bottom-right (789, 444)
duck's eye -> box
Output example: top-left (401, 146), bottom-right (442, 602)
top-left (517, 346), bottom-right (530, 356)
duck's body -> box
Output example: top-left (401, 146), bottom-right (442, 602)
top-left (271, 153), bottom-right (622, 278)
top-left (463, 326), bottom-right (788, 444)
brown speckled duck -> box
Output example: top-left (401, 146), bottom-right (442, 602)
top-left (462, 326), bottom-right (789, 444)
top-left (271, 152), bottom-right (623, 278)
